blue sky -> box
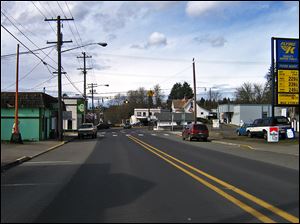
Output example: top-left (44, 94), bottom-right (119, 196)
top-left (1, 1), bottom-right (299, 102)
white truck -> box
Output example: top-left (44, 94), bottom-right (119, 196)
top-left (246, 116), bottom-right (291, 140)
top-left (78, 123), bottom-right (97, 139)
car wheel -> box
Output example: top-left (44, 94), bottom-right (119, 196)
top-left (188, 135), bottom-right (192, 141)
top-left (263, 130), bottom-right (267, 140)
top-left (203, 137), bottom-right (208, 142)
top-left (182, 135), bottom-right (185, 140)
top-left (247, 131), bottom-right (253, 138)
top-left (237, 131), bottom-right (241, 136)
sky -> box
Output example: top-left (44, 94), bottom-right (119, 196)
top-left (1, 1), bottom-right (299, 104)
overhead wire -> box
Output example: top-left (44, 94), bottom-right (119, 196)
top-left (1, 24), bottom-right (57, 72)
top-left (33, 1), bottom-right (83, 95)
top-left (3, 47), bottom-right (56, 90)
top-left (1, 10), bottom-right (58, 67)
top-left (64, 1), bottom-right (97, 84)
top-left (31, 1), bottom-right (56, 35)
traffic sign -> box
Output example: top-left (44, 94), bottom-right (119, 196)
top-left (147, 90), bottom-right (154, 97)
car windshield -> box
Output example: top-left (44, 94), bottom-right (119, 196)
top-left (194, 125), bottom-right (208, 130)
top-left (275, 117), bottom-right (289, 124)
top-left (80, 124), bottom-right (93, 128)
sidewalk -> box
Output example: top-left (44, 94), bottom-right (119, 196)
top-left (167, 127), bottom-right (299, 157)
top-left (1, 133), bottom-right (77, 172)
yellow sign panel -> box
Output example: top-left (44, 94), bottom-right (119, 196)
top-left (278, 93), bottom-right (299, 105)
top-left (278, 70), bottom-right (299, 93)
top-left (147, 90), bottom-right (154, 97)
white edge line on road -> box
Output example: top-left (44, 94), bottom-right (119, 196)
top-left (24, 161), bottom-right (73, 164)
top-left (1, 183), bottom-right (59, 187)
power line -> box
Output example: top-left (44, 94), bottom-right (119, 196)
top-left (56, 1), bottom-right (81, 50)
top-left (1, 24), bottom-right (57, 72)
top-left (46, 1), bottom-right (57, 17)
top-left (42, 80), bottom-right (84, 88)
top-left (1, 10), bottom-right (58, 67)
top-left (64, 73), bottom-right (83, 95)
top-left (3, 47), bottom-right (56, 90)
top-left (64, 1), bottom-right (95, 83)
top-left (31, 1), bottom-right (56, 35)
top-left (1, 45), bottom-right (56, 58)
top-left (97, 53), bottom-right (269, 64)
top-left (1, 7), bottom-right (37, 38)
top-left (30, 75), bottom-right (57, 90)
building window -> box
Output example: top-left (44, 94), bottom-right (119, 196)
top-left (137, 112), bottom-right (141, 116)
top-left (262, 112), bottom-right (268, 118)
top-left (143, 112), bottom-right (146, 116)
top-left (201, 112), bottom-right (204, 115)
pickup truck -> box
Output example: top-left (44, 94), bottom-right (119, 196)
top-left (246, 116), bottom-right (291, 140)
top-left (78, 123), bottom-right (97, 139)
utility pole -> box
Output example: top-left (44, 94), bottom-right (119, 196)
top-left (10, 44), bottom-right (23, 144)
top-left (88, 83), bottom-right (97, 124)
top-left (45, 16), bottom-right (73, 141)
top-left (192, 58), bottom-right (197, 124)
top-left (271, 37), bottom-right (275, 119)
top-left (77, 52), bottom-right (92, 123)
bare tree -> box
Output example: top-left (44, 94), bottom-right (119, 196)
top-left (235, 82), bottom-right (254, 103)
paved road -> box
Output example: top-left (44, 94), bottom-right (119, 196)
top-left (1, 128), bottom-right (299, 223)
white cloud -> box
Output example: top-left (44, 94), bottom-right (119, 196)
top-left (147, 32), bottom-right (167, 47)
top-left (130, 32), bottom-right (168, 49)
top-left (194, 34), bottom-right (227, 47)
top-left (186, 1), bottom-right (221, 17)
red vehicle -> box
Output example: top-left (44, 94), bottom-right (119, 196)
top-left (182, 123), bottom-right (209, 141)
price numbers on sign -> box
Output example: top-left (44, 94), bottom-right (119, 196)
top-left (278, 70), bottom-right (299, 93)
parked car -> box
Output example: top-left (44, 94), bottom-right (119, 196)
top-left (96, 122), bottom-right (110, 130)
top-left (246, 116), bottom-right (291, 140)
top-left (236, 123), bottom-right (252, 136)
top-left (123, 123), bottom-right (132, 129)
top-left (182, 123), bottom-right (209, 141)
top-left (78, 123), bottom-right (97, 139)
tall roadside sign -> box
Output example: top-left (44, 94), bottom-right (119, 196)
top-left (271, 38), bottom-right (299, 117)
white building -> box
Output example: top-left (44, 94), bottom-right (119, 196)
top-left (171, 99), bottom-right (211, 119)
top-left (218, 104), bottom-right (292, 126)
top-left (130, 108), bottom-right (169, 124)
top-left (62, 97), bottom-right (85, 130)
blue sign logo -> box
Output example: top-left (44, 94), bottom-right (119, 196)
top-left (276, 39), bottom-right (299, 63)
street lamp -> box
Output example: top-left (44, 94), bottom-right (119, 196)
top-left (61, 42), bottom-right (107, 53)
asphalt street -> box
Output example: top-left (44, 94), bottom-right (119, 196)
top-left (1, 128), bottom-right (299, 223)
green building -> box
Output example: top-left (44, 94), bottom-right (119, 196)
top-left (1, 92), bottom-right (62, 141)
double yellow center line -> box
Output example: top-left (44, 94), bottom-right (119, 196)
top-left (128, 135), bottom-right (299, 223)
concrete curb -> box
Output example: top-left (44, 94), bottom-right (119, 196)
top-left (1, 138), bottom-right (75, 173)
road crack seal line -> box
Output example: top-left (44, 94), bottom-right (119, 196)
top-left (212, 140), bottom-right (255, 150)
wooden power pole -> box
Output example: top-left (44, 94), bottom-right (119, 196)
top-left (10, 44), bottom-right (23, 144)
top-left (192, 58), bottom-right (197, 123)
